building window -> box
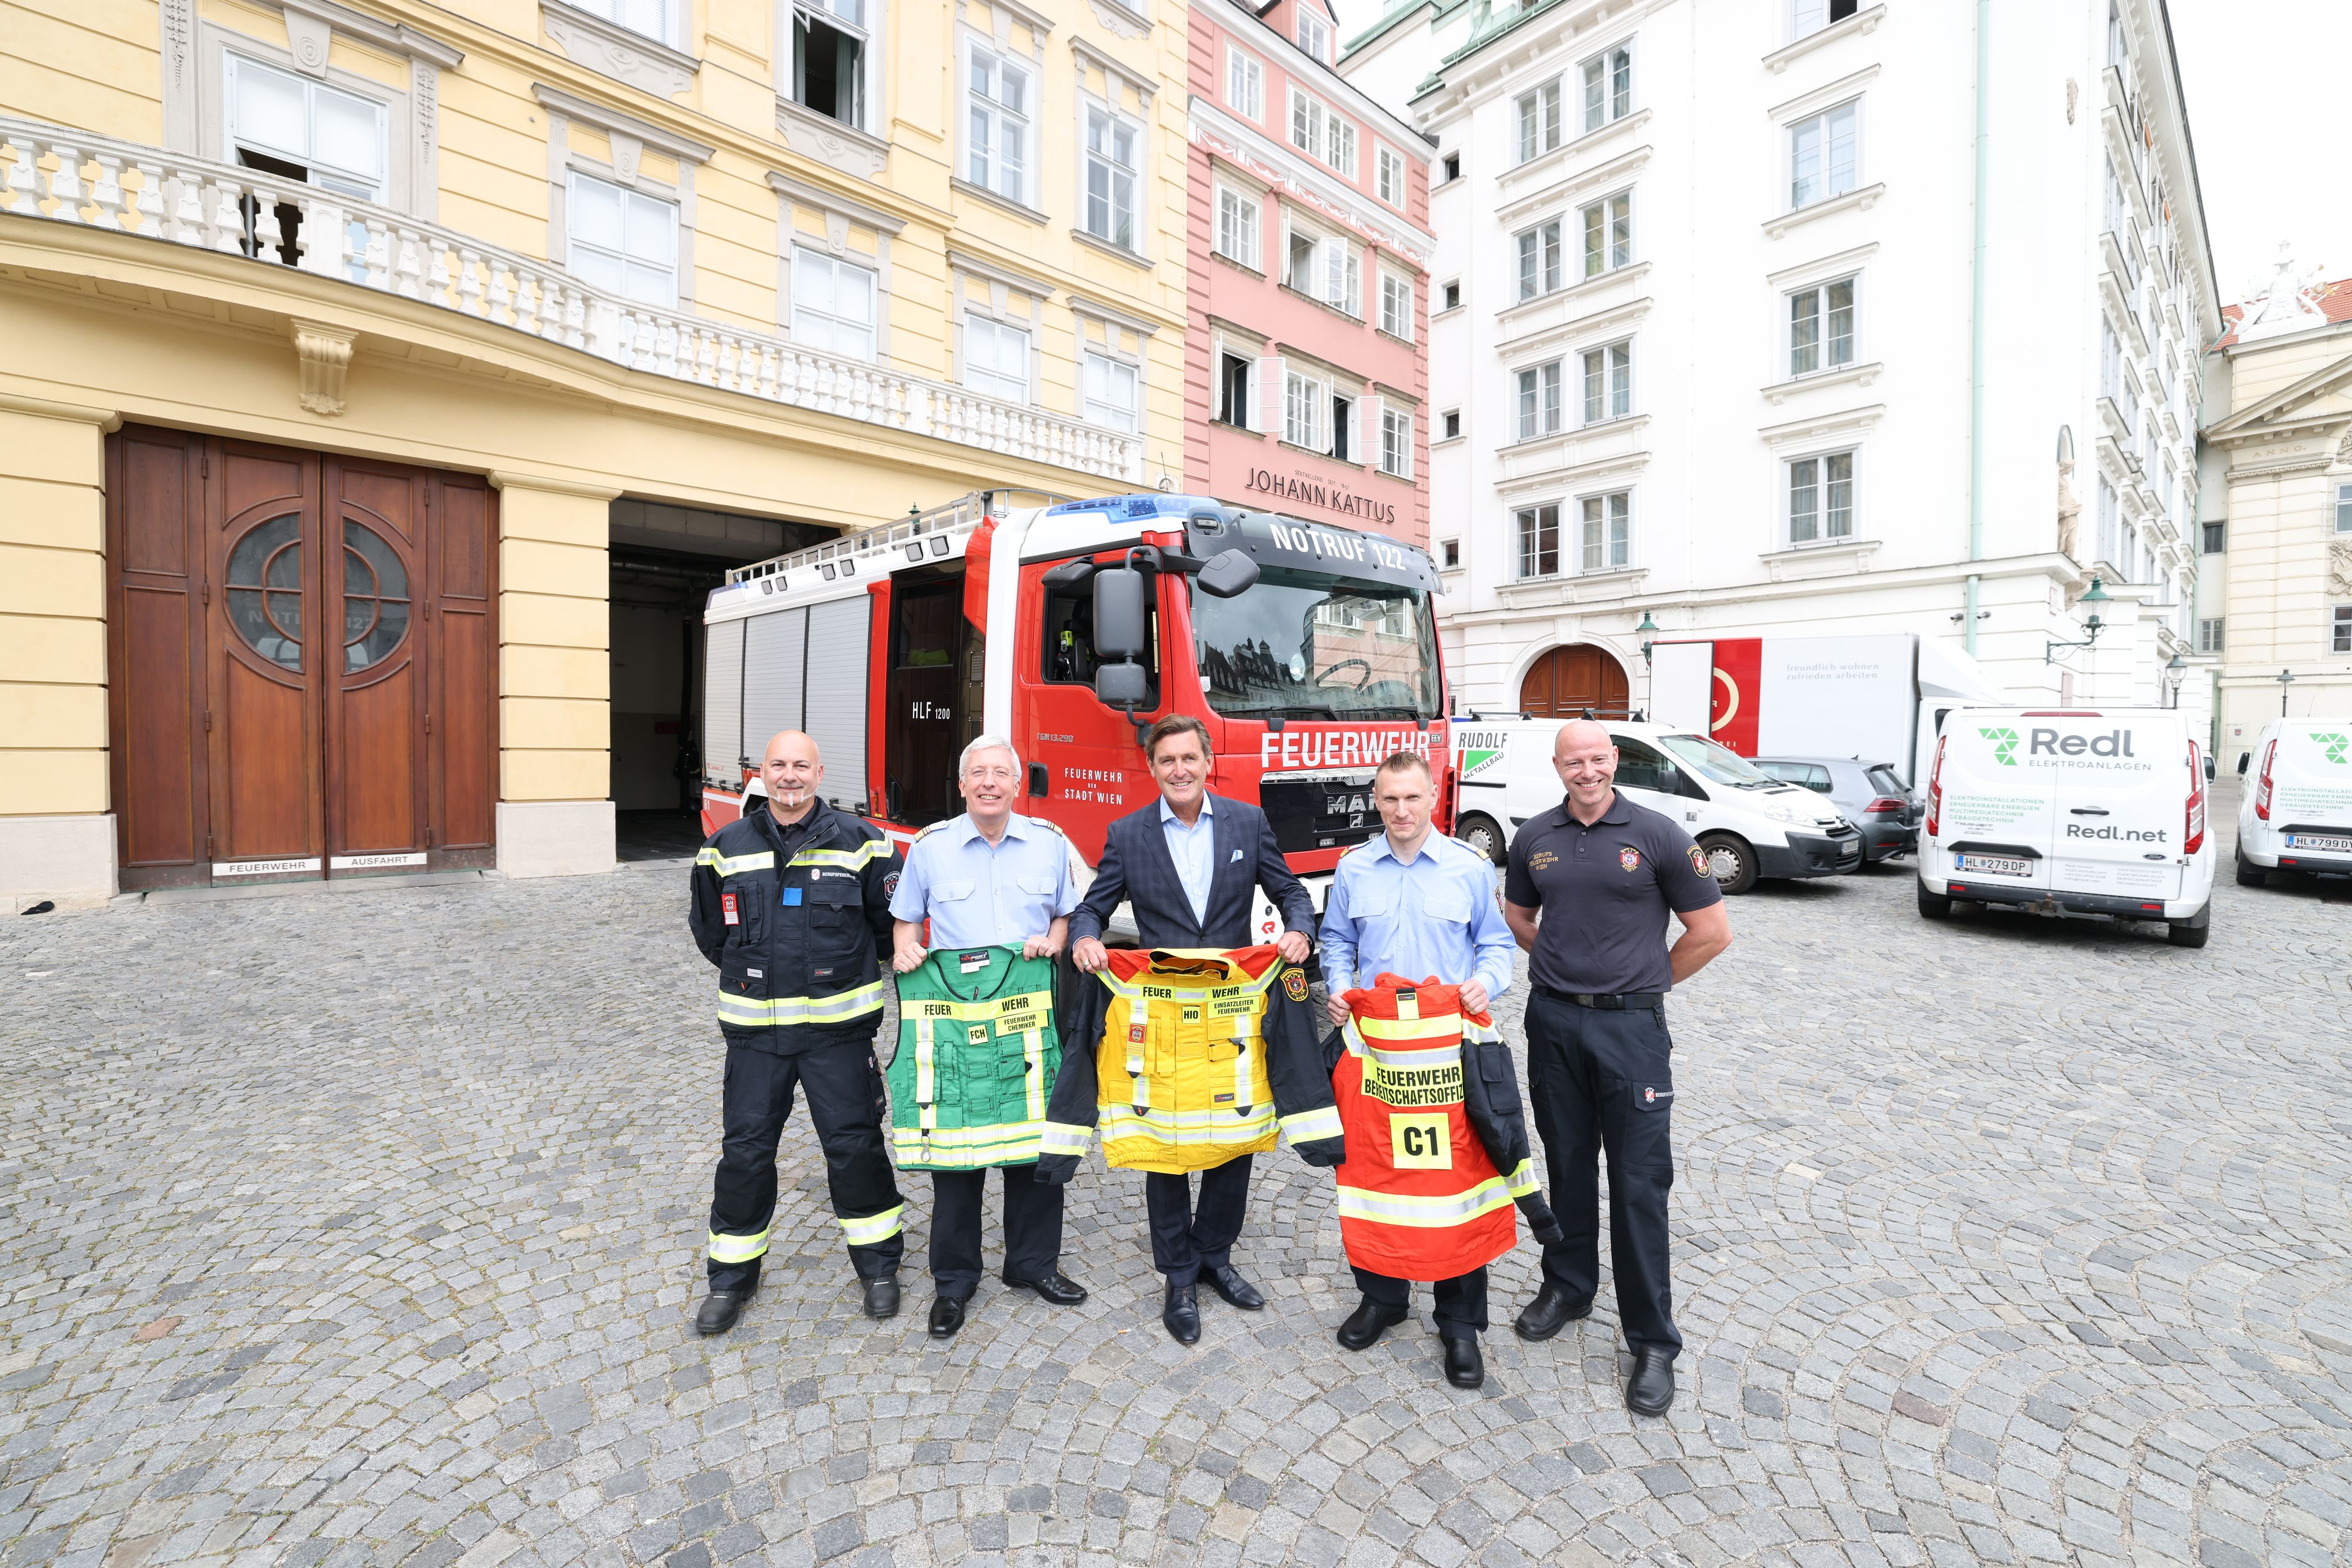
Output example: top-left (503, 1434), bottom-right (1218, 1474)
top-left (1380, 272), bottom-right (1414, 339)
top-left (1379, 406), bottom-right (1412, 478)
top-left (1442, 280), bottom-right (1461, 310)
top-left (1516, 503), bottom-right (1560, 578)
top-left (2107, 1), bottom-right (2127, 69)
top-left (1789, 101), bottom-right (1858, 209)
top-left (1215, 185), bottom-right (1260, 269)
top-left (2335, 606), bottom-right (2352, 655)
top-left (1217, 352), bottom-right (1251, 426)
top-left (1331, 392), bottom-right (1354, 462)
top-left (226, 54), bottom-right (387, 202)
top-left (1580, 492), bottom-right (1630, 572)
top-left (1788, 277), bottom-right (1856, 377)
top-left (1225, 46), bottom-right (1264, 120)
top-left (961, 315), bottom-right (1030, 401)
top-left (1581, 192), bottom-right (1631, 278)
top-left (1581, 45), bottom-right (1631, 133)
top-left (1792, 0), bottom-right (1859, 39)
top-left (571, 0), bottom-right (676, 45)
top-left (2338, 482), bottom-right (2352, 531)
top-left (1788, 451), bottom-right (1855, 543)
top-left (1517, 219), bottom-right (1563, 299)
top-left (1083, 105), bottom-right (1140, 252)
top-left (1377, 145), bottom-right (1406, 207)
top-left (2197, 617), bottom-right (2224, 654)
top-left (1516, 80), bottom-right (1561, 164)
top-left (1516, 360), bottom-right (1563, 440)
top-left (1441, 538), bottom-right (1460, 568)
top-left (1284, 367), bottom-right (1329, 451)
top-left (1083, 351), bottom-right (1139, 432)
top-left (1442, 152), bottom-right (1461, 182)
top-left (967, 44), bottom-right (1031, 205)
top-left (1297, 9), bottom-right (1331, 62)
top-left (1287, 220), bottom-right (1359, 313)
top-left (1442, 409), bottom-right (1461, 440)
top-left (569, 172), bottom-right (679, 307)
top-left (1581, 341), bottom-right (1631, 424)
top-left (2201, 520), bottom-right (2225, 553)
top-left (791, 247), bottom-right (877, 357)
top-left (1289, 91), bottom-right (1357, 178)
top-left (793, 0), bottom-right (869, 128)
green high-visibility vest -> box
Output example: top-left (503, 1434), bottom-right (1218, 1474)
top-left (888, 946), bottom-right (1059, 1170)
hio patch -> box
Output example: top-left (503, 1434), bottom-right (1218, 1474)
top-left (1282, 967), bottom-right (1309, 1002)
top-left (1688, 845), bottom-right (1709, 877)
top-left (1619, 847), bottom-right (1642, 873)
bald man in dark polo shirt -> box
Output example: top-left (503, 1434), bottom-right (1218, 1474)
top-left (1502, 718), bottom-right (1731, 1417)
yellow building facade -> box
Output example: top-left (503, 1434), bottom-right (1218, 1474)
top-left (0, 0), bottom-right (1191, 905)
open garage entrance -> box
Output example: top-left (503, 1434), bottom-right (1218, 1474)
top-left (608, 500), bottom-right (827, 861)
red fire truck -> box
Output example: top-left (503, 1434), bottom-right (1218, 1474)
top-left (697, 489), bottom-right (1454, 931)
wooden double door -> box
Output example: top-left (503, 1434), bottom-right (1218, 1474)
top-left (107, 426), bottom-right (498, 889)
top-left (1519, 643), bottom-right (1631, 720)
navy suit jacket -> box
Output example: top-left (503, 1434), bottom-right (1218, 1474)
top-left (1070, 793), bottom-right (1315, 950)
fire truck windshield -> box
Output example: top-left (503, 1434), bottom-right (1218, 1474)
top-left (1193, 568), bottom-right (1441, 721)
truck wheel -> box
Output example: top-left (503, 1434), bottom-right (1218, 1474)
top-left (2234, 846), bottom-right (2267, 888)
top-left (1455, 813), bottom-right (1506, 866)
top-left (2166, 904), bottom-right (2211, 948)
top-left (1917, 886), bottom-right (1952, 920)
top-left (1697, 833), bottom-right (1758, 895)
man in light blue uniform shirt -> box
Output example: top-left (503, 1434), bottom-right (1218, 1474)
top-left (890, 735), bottom-right (1088, 1337)
top-left (1318, 750), bottom-right (1519, 1386)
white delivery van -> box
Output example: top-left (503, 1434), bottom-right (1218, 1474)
top-left (1917, 707), bottom-right (2213, 945)
top-left (1451, 717), bottom-right (1863, 892)
top-left (2235, 718), bottom-right (2352, 885)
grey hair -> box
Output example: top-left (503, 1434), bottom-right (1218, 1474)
top-left (958, 734), bottom-right (1024, 780)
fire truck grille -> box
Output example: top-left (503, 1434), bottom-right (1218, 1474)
top-left (1261, 774), bottom-right (1384, 855)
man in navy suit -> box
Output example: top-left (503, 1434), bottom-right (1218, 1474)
top-left (1071, 713), bottom-right (1317, 1342)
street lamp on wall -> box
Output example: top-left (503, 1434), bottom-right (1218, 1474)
top-left (1636, 609), bottom-right (1660, 664)
top-left (2163, 651), bottom-right (2186, 708)
top-left (2278, 667), bottom-right (2296, 716)
top-left (2045, 576), bottom-right (2112, 663)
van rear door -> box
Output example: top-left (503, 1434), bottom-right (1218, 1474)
top-left (1936, 716), bottom-right (2055, 892)
top-left (2274, 724), bottom-right (2352, 847)
top-left (2037, 714), bottom-right (2184, 901)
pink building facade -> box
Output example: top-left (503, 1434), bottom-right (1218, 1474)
top-left (1182, 0), bottom-right (1435, 547)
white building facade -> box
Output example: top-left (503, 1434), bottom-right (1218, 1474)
top-left (1341, 0), bottom-right (2218, 738)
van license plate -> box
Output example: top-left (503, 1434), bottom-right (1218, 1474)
top-left (1955, 854), bottom-right (2031, 876)
top-left (2286, 833), bottom-right (2352, 854)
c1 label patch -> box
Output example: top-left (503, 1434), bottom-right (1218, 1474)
top-left (1389, 1113), bottom-right (1451, 1170)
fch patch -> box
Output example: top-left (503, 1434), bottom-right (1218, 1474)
top-left (1619, 847), bottom-right (1642, 873)
top-left (1282, 967), bottom-right (1309, 1003)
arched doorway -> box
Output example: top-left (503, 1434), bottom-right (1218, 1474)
top-left (1519, 643), bottom-right (1631, 718)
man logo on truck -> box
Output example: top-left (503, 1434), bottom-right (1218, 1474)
top-left (2318, 731), bottom-right (2350, 765)
top-left (1979, 727), bottom-right (2022, 766)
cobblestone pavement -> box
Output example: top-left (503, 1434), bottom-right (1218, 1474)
top-left (4, 801), bottom-right (2350, 1568)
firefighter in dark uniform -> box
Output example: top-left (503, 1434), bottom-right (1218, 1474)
top-left (687, 729), bottom-right (907, 1333)
top-left (1501, 718), bottom-right (1732, 1417)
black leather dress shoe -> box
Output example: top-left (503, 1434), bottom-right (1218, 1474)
top-left (928, 1296), bottom-right (968, 1338)
top-left (1625, 1347), bottom-right (1675, 1416)
top-left (1001, 1269), bottom-right (1089, 1305)
top-left (1442, 1335), bottom-right (1485, 1389)
top-left (1511, 1284), bottom-right (1593, 1342)
top-left (1335, 1297), bottom-right (1408, 1351)
top-left (1162, 1283), bottom-right (1201, 1345)
top-left (1203, 1265), bottom-right (1265, 1310)
top-left (863, 1275), bottom-right (901, 1320)
top-left (694, 1288), bottom-right (752, 1336)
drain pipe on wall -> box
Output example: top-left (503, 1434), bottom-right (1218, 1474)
top-left (1965, 0), bottom-right (1992, 656)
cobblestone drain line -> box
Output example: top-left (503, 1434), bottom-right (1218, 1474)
top-left (1, 820), bottom-right (2347, 1568)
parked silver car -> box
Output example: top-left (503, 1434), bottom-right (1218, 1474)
top-left (1751, 755), bottom-right (1920, 865)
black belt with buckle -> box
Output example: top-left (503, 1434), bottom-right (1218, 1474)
top-left (1537, 985), bottom-right (1666, 1010)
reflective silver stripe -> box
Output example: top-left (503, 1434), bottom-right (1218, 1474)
top-left (1335, 1177), bottom-right (1514, 1226)
top-left (892, 1124), bottom-right (1044, 1164)
top-left (1279, 1105), bottom-right (1343, 1143)
top-left (716, 978), bottom-right (888, 1028)
top-left (1100, 1104), bottom-right (1275, 1139)
top-left (1023, 1029), bottom-right (1046, 1123)
top-left (1364, 1041), bottom-right (1461, 1073)
top-left (789, 840), bottom-right (891, 871)
top-left (1504, 1158), bottom-right (1539, 1198)
top-left (838, 1205), bottom-right (904, 1245)
top-left (707, 1226), bottom-right (771, 1263)
top-left (916, 1018), bottom-right (938, 1129)
top-left (1038, 1122), bottom-right (1093, 1156)
top-left (697, 847), bottom-right (777, 876)
top-left (1341, 1019), bottom-right (1368, 1057)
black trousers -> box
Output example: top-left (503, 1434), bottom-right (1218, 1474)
top-left (1353, 1266), bottom-right (1488, 1341)
top-left (1143, 1155), bottom-right (1252, 1285)
top-left (708, 1027), bottom-right (906, 1293)
top-left (930, 1165), bottom-right (1064, 1298)
top-left (1522, 990), bottom-right (1681, 1356)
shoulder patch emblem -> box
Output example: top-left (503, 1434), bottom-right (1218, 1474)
top-left (1619, 847), bottom-right (1642, 873)
top-left (882, 871), bottom-right (901, 898)
top-left (1688, 845), bottom-right (1709, 877)
top-left (1282, 967), bottom-right (1309, 1003)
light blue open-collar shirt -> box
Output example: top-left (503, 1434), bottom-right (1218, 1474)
top-left (888, 811), bottom-right (1077, 948)
top-left (1318, 830), bottom-right (1515, 1002)
top-left (1158, 793), bottom-right (1217, 930)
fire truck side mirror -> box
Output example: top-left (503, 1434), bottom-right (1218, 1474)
top-left (1194, 548), bottom-right (1259, 600)
top-left (1092, 566), bottom-right (1150, 660)
top-left (1095, 662), bottom-right (1151, 708)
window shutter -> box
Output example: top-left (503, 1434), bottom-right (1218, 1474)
top-left (1364, 394), bottom-right (1386, 467)
top-left (1252, 355), bottom-right (1282, 435)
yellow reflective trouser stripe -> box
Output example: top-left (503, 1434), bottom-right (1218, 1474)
top-left (1039, 1121), bottom-right (1093, 1156)
top-left (1279, 1105), bottom-right (1343, 1143)
top-left (1336, 1176), bottom-right (1514, 1226)
top-left (1364, 1041), bottom-right (1461, 1072)
top-left (838, 1205), bottom-right (904, 1245)
top-left (707, 1227), bottom-right (771, 1263)
top-left (789, 840), bottom-right (890, 871)
top-left (1356, 1012), bottom-right (1463, 1041)
top-left (1505, 1158), bottom-right (1538, 1197)
top-left (716, 978), bottom-right (888, 1027)
top-left (697, 847), bottom-right (777, 876)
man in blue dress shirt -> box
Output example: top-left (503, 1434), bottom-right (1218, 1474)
top-left (1319, 750), bottom-right (1518, 1383)
top-left (891, 735), bottom-right (1090, 1338)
